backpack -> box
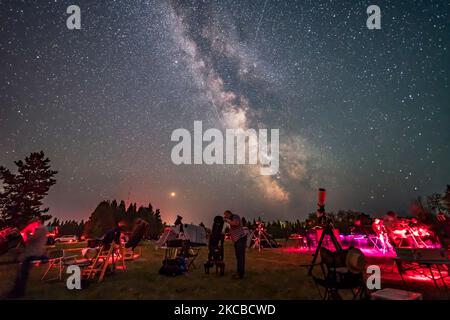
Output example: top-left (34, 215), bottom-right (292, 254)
top-left (158, 257), bottom-right (187, 277)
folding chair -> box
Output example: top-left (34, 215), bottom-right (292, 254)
top-left (82, 243), bottom-right (125, 282)
top-left (309, 247), bottom-right (367, 300)
top-left (175, 241), bottom-right (193, 270)
top-left (41, 249), bottom-right (78, 281)
top-left (186, 247), bottom-right (200, 270)
top-left (41, 249), bottom-right (64, 281)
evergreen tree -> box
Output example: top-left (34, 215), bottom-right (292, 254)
top-left (409, 196), bottom-right (430, 223)
top-left (84, 201), bottom-right (116, 238)
top-left (117, 200), bottom-right (127, 222)
top-left (147, 208), bottom-right (163, 239)
top-left (441, 185), bottom-right (450, 213)
top-left (148, 202), bottom-right (153, 215)
top-left (0, 151), bottom-right (57, 228)
top-left (83, 199), bottom-right (164, 239)
top-left (126, 203), bottom-right (137, 223)
top-left (427, 193), bottom-right (442, 212)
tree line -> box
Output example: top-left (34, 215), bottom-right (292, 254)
top-left (47, 218), bottom-right (85, 238)
top-left (46, 200), bottom-right (166, 240)
top-left (83, 200), bottom-right (164, 239)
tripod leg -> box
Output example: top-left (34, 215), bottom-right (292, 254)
top-left (308, 229), bottom-right (327, 275)
top-left (262, 232), bottom-right (273, 248)
top-left (329, 230), bottom-right (342, 251)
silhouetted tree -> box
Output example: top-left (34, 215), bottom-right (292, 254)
top-left (83, 200), bottom-right (164, 239)
top-left (84, 201), bottom-right (117, 238)
top-left (0, 151), bottom-right (57, 229)
top-left (427, 193), bottom-right (442, 212)
top-left (441, 185), bottom-right (450, 213)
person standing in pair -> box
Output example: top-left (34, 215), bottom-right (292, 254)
top-left (224, 210), bottom-right (247, 279)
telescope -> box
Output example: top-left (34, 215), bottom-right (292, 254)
top-left (308, 187), bottom-right (342, 275)
top-left (316, 188), bottom-right (327, 225)
top-left (317, 188), bottom-right (326, 208)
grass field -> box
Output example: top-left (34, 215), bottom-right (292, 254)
top-left (0, 241), bottom-right (447, 299)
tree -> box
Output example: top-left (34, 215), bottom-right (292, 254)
top-left (84, 201), bottom-right (116, 238)
top-left (149, 208), bottom-right (164, 239)
top-left (409, 196), bottom-right (431, 223)
top-left (126, 203), bottom-right (137, 223)
top-left (83, 199), bottom-right (165, 239)
top-left (49, 217), bottom-right (61, 227)
top-left (426, 193), bottom-right (442, 212)
top-left (0, 151), bottom-right (57, 229)
top-left (117, 200), bottom-right (127, 222)
top-left (441, 185), bottom-right (450, 214)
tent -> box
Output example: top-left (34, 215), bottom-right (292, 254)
top-left (156, 224), bottom-right (207, 248)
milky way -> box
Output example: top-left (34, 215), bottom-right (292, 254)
top-left (0, 0), bottom-right (449, 224)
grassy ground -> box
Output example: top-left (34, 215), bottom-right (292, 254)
top-left (0, 241), bottom-right (448, 299)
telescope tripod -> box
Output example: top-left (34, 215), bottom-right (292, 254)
top-left (252, 226), bottom-right (273, 252)
top-left (307, 224), bottom-right (342, 275)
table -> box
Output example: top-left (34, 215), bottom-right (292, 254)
top-left (371, 288), bottom-right (423, 300)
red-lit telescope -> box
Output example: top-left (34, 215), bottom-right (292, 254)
top-left (317, 188), bottom-right (326, 208)
top-left (316, 188), bottom-right (326, 220)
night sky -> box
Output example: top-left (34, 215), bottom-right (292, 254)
top-left (1, 0), bottom-right (449, 224)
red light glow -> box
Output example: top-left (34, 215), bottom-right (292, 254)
top-left (20, 221), bottom-right (41, 243)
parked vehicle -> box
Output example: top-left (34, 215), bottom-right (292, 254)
top-left (54, 235), bottom-right (78, 243)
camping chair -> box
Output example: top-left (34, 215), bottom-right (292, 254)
top-left (113, 245), bottom-right (127, 271)
top-left (178, 240), bottom-right (199, 270)
top-left (61, 249), bottom-right (93, 274)
top-left (82, 243), bottom-right (125, 282)
top-left (185, 247), bottom-right (200, 270)
top-left (41, 249), bottom-right (78, 282)
top-left (310, 247), bottom-right (367, 300)
top-left (82, 244), bottom-right (112, 281)
top-left (163, 241), bottom-right (199, 271)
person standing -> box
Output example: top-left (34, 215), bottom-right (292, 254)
top-left (224, 210), bottom-right (247, 279)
